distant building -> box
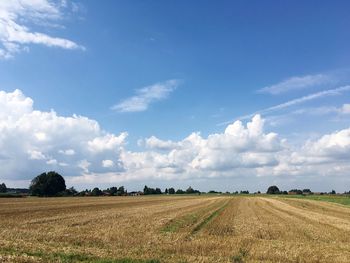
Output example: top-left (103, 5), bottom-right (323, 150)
top-left (128, 191), bottom-right (143, 196)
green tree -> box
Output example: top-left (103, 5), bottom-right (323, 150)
top-left (144, 185), bottom-right (150, 195)
top-left (91, 187), bottom-right (102, 196)
top-left (59, 187), bottom-right (78, 196)
top-left (30, 171), bottom-right (66, 196)
top-left (143, 185), bottom-right (161, 195)
top-left (106, 186), bottom-right (118, 195)
top-left (302, 189), bottom-right (312, 194)
top-left (186, 186), bottom-right (200, 194)
top-left (266, 185), bottom-right (280, 195)
top-left (168, 188), bottom-right (175, 194)
top-left (0, 183), bottom-right (7, 193)
top-left (176, 189), bottom-right (185, 194)
top-left (186, 186), bottom-right (194, 194)
top-left (117, 186), bottom-right (126, 196)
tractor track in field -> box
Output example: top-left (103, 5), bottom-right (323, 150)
top-left (191, 199), bottom-right (230, 234)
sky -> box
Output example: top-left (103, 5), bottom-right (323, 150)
top-left (0, 0), bottom-right (350, 192)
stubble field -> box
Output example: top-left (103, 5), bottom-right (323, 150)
top-left (1, 195), bottom-right (350, 263)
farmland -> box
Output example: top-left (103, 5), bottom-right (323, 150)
top-left (280, 194), bottom-right (350, 206)
top-left (1, 195), bottom-right (350, 263)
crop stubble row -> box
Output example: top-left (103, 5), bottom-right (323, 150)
top-left (0, 195), bottom-right (350, 262)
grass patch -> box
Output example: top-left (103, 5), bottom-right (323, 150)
top-left (162, 200), bottom-right (228, 233)
top-left (231, 248), bottom-right (249, 263)
top-left (191, 200), bottom-right (229, 234)
top-left (0, 246), bottom-right (160, 263)
top-left (162, 213), bottom-right (199, 233)
top-left (280, 194), bottom-right (350, 206)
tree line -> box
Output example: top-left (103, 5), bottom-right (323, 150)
top-left (1, 172), bottom-right (349, 197)
top-left (266, 185), bottom-right (342, 195)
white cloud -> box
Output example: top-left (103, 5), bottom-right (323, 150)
top-left (143, 136), bottom-right (179, 150)
top-left (258, 74), bottom-right (333, 95)
top-left (0, 0), bottom-right (84, 59)
top-left (265, 127), bottom-right (350, 182)
top-left (46, 159), bottom-right (57, 165)
top-left (340, 104), bottom-right (350, 114)
top-left (59, 149), bottom-right (75, 155)
top-left (111, 80), bottom-right (179, 112)
top-left (302, 128), bottom-right (350, 160)
top-left (35, 132), bottom-right (47, 141)
top-left (102, 159), bottom-right (114, 168)
top-left (1, 89), bottom-right (350, 190)
top-left (88, 133), bottom-right (127, 153)
top-left (78, 159), bottom-right (91, 173)
top-left (221, 86), bottom-right (350, 125)
top-left (291, 103), bottom-right (350, 116)
top-left (0, 89), bottom-right (33, 119)
top-left (117, 115), bottom-right (284, 183)
top-left (28, 150), bottom-right (46, 160)
top-left (0, 89), bottom-right (126, 181)
top-left (264, 86), bottom-right (350, 112)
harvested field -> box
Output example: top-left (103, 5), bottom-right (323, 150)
top-left (0, 195), bottom-right (350, 262)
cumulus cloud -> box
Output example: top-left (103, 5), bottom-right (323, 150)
top-left (0, 0), bottom-right (84, 59)
top-left (302, 128), bottom-right (350, 160)
top-left (1, 89), bottom-right (286, 185)
top-left (1, 89), bottom-right (350, 189)
top-left (111, 80), bottom-right (179, 112)
top-left (143, 136), bottom-right (179, 151)
top-left (88, 133), bottom-right (128, 153)
top-left (0, 89), bottom-right (126, 181)
top-left (264, 127), bottom-right (350, 183)
top-left (118, 115), bottom-right (285, 183)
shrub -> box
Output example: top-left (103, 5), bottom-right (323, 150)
top-left (267, 185), bottom-right (280, 194)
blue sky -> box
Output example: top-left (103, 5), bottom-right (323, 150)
top-left (1, 0), bottom-right (350, 192)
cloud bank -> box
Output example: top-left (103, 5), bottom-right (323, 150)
top-left (1, 89), bottom-right (350, 189)
top-left (0, 0), bottom-right (84, 59)
top-left (0, 89), bottom-right (126, 181)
